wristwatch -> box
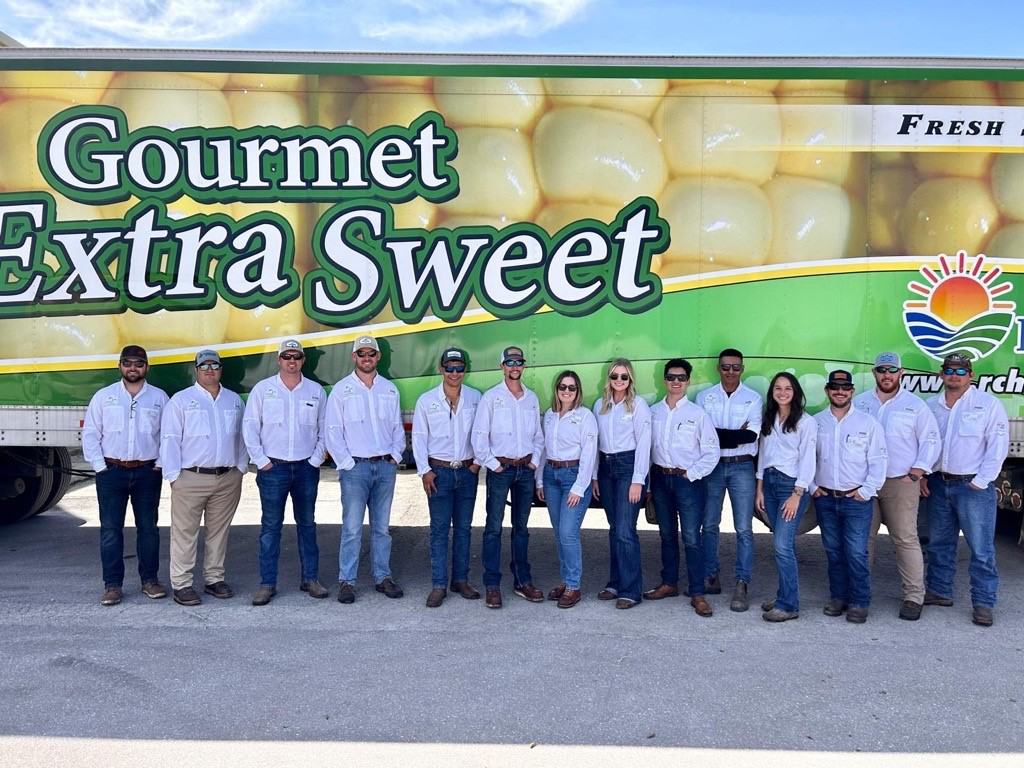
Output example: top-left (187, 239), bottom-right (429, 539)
top-left (791, 487), bottom-right (804, 497)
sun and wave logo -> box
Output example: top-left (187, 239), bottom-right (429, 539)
top-left (903, 251), bottom-right (1017, 362)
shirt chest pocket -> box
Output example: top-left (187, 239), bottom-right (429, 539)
top-left (343, 396), bottom-right (366, 422)
top-left (843, 433), bottom-right (868, 454)
top-left (377, 394), bottom-right (397, 421)
top-left (890, 412), bottom-right (916, 438)
top-left (103, 404), bottom-right (125, 433)
top-left (138, 407), bottom-right (161, 434)
top-left (223, 409), bottom-right (240, 434)
top-left (671, 421), bottom-right (697, 446)
top-left (264, 398), bottom-right (285, 425)
top-left (185, 410), bottom-right (211, 438)
top-left (958, 412), bottom-right (985, 437)
top-left (427, 409), bottom-right (452, 437)
top-left (298, 400), bottom-right (318, 426)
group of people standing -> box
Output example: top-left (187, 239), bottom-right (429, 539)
top-left (82, 339), bottom-right (1009, 627)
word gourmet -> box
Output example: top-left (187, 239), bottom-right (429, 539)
top-left (0, 106), bottom-right (667, 324)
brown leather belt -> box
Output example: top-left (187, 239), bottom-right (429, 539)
top-left (104, 458), bottom-right (156, 469)
top-left (429, 457), bottom-right (474, 469)
top-left (184, 466), bottom-right (235, 476)
top-left (654, 464), bottom-right (688, 477)
top-left (547, 459), bottom-right (580, 469)
top-left (817, 486), bottom-right (861, 498)
top-left (496, 455), bottom-right (532, 467)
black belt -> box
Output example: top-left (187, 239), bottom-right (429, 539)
top-left (719, 455), bottom-right (754, 464)
top-left (817, 486), bottom-right (861, 498)
top-left (104, 458), bottom-right (156, 469)
top-left (355, 455), bottom-right (392, 462)
top-left (547, 459), bottom-right (580, 469)
top-left (600, 450), bottom-right (634, 460)
top-left (267, 457), bottom-right (312, 464)
top-left (428, 457), bottom-right (474, 469)
top-left (184, 466), bottom-right (235, 476)
top-left (937, 472), bottom-right (976, 482)
top-left (654, 465), bottom-right (688, 477)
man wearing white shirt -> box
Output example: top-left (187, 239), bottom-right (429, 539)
top-left (160, 349), bottom-right (248, 606)
top-left (471, 345), bottom-right (545, 609)
top-left (646, 358), bottom-right (721, 617)
top-left (695, 348), bottom-right (762, 612)
top-left (326, 335), bottom-right (406, 604)
top-left (853, 352), bottom-right (940, 621)
top-left (813, 370), bottom-right (887, 624)
top-left (244, 339), bottom-right (329, 606)
top-left (82, 344), bottom-right (169, 607)
top-left (924, 353), bottom-right (1010, 627)
top-left (412, 347), bottom-right (482, 608)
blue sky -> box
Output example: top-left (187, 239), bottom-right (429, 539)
top-left (0, 0), bottom-right (1022, 57)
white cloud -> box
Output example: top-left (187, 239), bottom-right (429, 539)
top-left (355, 0), bottom-right (594, 44)
top-left (5, 0), bottom-right (281, 46)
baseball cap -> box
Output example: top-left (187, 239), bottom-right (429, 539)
top-left (278, 338), bottom-right (303, 356)
top-left (119, 344), bottom-right (147, 362)
top-left (826, 369), bottom-right (854, 387)
top-left (500, 346), bottom-right (525, 365)
top-left (941, 353), bottom-right (973, 370)
top-left (873, 352), bottom-right (901, 368)
top-left (195, 349), bottom-right (221, 366)
top-left (353, 335), bottom-right (380, 353)
top-left (440, 347), bottom-right (466, 364)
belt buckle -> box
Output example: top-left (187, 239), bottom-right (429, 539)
top-left (450, 460), bottom-right (463, 469)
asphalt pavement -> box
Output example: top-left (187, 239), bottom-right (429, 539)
top-left (0, 470), bottom-right (1021, 766)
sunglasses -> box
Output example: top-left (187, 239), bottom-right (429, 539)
top-left (608, 373), bottom-right (630, 381)
top-left (196, 362), bottom-right (222, 371)
top-left (827, 384), bottom-right (854, 391)
top-left (503, 359), bottom-right (525, 367)
top-left (874, 366), bottom-right (900, 374)
top-left (280, 353), bottom-right (304, 361)
top-left (355, 350), bottom-right (378, 358)
top-left (557, 383), bottom-right (578, 392)
top-left (942, 367), bottom-right (970, 376)
top-left (120, 359), bottom-right (147, 368)
top-left (442, 365), bottom-right (466, 374)
top-left (719, 364), bottom-right (742, 372)
top-left (664, 373), bottom-right (689, 382)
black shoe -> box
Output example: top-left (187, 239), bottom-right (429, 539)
top-left (846, 606), bottom-right (868, 624)
top-left (923, 591), bottom-right (953, 607)
top-left (704, 574), bottom-right (722, 595)
top-left (204, 581), bottom-right (234, 599)
top-left (823, 599), bottom-right (848, 617)
top-left (972, 605), bottom-right (994, 627)
top-left (375, 577), bottom-right (404, 599)
top-left (173, 587), bottom-right (202, 606)
top-left (899, 600), bottom-right (923, 621)
top-left (729, 581), bottom-right (749, 613)
top-left (337, 583), bottom-right (355, 604)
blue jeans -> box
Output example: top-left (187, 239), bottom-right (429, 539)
top-left (650, 470), bottom-right (706, 597)
top-left (543, 464), bottom-right (593, 590)
top-left (339, 458), bottom-right (398, 584)
top-left (816, 493), bottom-right (873, 608)
top-left (702, 459), bottom-right (756, 583)
top-left (926, 476), bottom-right (998, 608)
top-left (598, 450), bottom-right (644, 602)
top-left (762, 468), bottom-right (809, 613)
top-left (482, 464), bottom-right (535, 588)
top-left (427, 465), bottom-right (478, 588)
top-left (256, 459), bottom-right (321, 586)
top-left (96, 464), bottom-right (162, 587)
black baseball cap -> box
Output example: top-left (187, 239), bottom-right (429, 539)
top-left (826, 369), bottom-right (854, 387)
top-left (120, 345), bottom-right (148, 362)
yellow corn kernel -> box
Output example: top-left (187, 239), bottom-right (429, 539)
top-left (439, 127), bottom-right (539, 220)
top-left (391, 197), bottom-right (438, 230)
top-left (544, 77), bottom-right (667, 119)
top-left (433, 76), bottom-right (546, 129)
top-left (0, 70), bottom-right (113, 102)
top-left (0, 97), bottom-right (75, 190)
top-left (777, 79), bottom-right (865, 98)
top-left (103, 72), bottom-right (231, 131)
top-left (0, 315), bottom-right (120, 358)
top-left (867, 166), bottom-right (919, 255)
top-left (534, 106), bottom-right (667, 206)
top-left (116, 301), bottom-right (231, 349)
top-left (535, 203), bottom-right (621, 234)
top-left (654, 84), bottom-right (780, 184)
top-left (348, 86), bottom-right (439, 133)
top-left (226, 299), bottom-right (309, 342)
top-left (659, 177), bottom-right (772, 271)
top-left (777, 92), bottom-right (858, 185)
top-left (674, 79), bottom-right (779, 92)
top-left (315, 75), bottom-right (363, 126)
top-left (226, 73), bottom-right (307, 92)
top-left (900, 177), bottom-right (999, 256)
top-left (228, 90), bottom-right (307, 128)
top-left (986, 223), bottom-right (1024, 259)
top-left (764, 176), bottom-right (853, 262)
top-left (990, 154), bottom-right (1024, 220)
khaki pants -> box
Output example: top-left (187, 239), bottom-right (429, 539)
top-left (869, 476), bottom-right (925, 604)
top-left (169, 469), bottom-right (243, 590)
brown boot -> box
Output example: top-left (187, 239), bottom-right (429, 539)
top-left (690, 595), bottom-right (713, 617)
top-left (557, 589), bottom-right (582, 609)
top-left (426, 587), bottom-right (447, 608)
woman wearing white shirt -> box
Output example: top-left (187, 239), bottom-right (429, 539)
top-left (591, 358), bottom-right (651, 609)
top-left (537, 370), bottom-right (598, 609)
top-left (755, 372), bottom-right (817, 623)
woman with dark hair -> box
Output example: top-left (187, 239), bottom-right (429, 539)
top-left (592, 358), bottom-right (651, 609)
top-left (755, 372), bottom-right (817, 623)
top-left (536, 370), bottom-right (598, 609)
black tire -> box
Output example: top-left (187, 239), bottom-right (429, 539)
top-left (36, 447), bottom-right (72, 516)
top-left (0, 448), bottom-right (54, 525)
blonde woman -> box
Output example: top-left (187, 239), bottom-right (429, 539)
top-left (536, 370), bottom-right (598, 609)
top-left (591, 358), bottom-right (652, 609)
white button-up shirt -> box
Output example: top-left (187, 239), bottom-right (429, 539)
top-left (928, 386), bottom-right (1010, 488)
top-left (813, 408), bottom-right (888, 499)
top-left (324, 372), bottom-right (405, 470)
top-left (160, 383), bottom-right (248, 483)
top-left (412, 383), bottom-right (482, 475)
top-left (472, 381), bottom-right (544, 472)
top-left (82, 380), bottom-right (169, 472)
top-left (854, 388), bottom-right (941, 478)
top-left (593, 396), bottom-right (652, 484)
top-left (757, 413), bottom-right (817, 491)
top-left (242, 374), bottom-right (327, 469)
top-left (536, 406), bottom-right (599, 496)
top-left (650, 398), bottom-right (720, 480)
top-left (695, 382), bottom-right (763, 458)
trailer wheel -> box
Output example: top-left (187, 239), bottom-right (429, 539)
top-left (0, 448), bottom-right (56, 525)
top-left (38, 448), bottom-right (72, 514)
